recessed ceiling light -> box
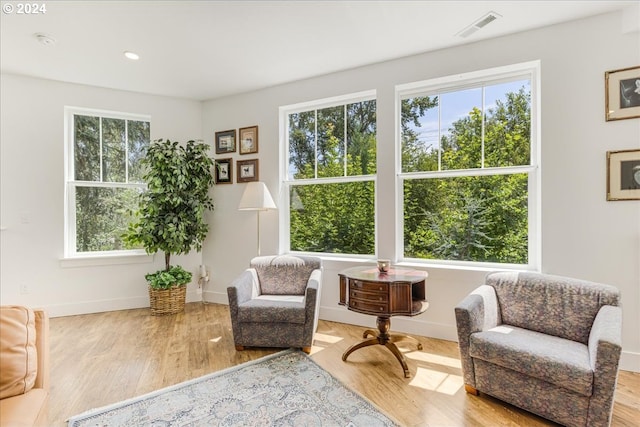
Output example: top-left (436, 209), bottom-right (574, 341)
top-left (34, 33), bottom-right (56, 46)
top-left (124, 51), bottom-right (140, 61)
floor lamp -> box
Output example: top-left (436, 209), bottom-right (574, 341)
top-left (238, 181), bottom-right (277, 256)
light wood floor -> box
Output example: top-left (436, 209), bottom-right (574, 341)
top-left (49, 302), bottom-right (639, 426)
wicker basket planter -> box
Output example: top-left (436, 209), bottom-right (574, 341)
top-left (148, 285), bottom-right (186, 316)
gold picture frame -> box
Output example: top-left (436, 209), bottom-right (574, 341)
top-left (606, 149), bottom-right (640, 201)
top-left (237, 159), bottom-right (259, 183)
top-left (605, 65), bottom-right (640, 121)
top-left (239, 125), bottom-right (259, 155)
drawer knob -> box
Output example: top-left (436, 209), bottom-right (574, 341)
top-left (379, 307), bottom-right (383, 311)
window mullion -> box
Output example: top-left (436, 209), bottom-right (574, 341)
top-left (437, 96), bottom-right (442, 171)
top-left (343, 105), bottom-right (347, 177)
top-left (314, 109), bottom-right (318, 179)
top-left (481, 86), bottom-right (486, 168)
top-left (99, 117), bottom-right (104, 183)
top-left (124, 120), bottom-right (129, 183)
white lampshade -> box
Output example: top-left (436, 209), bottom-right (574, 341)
top-left (238, 182), bottom-right (277, 211)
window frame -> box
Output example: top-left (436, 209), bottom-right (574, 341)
top-left (279, 90), bottom-right (378, 257)
top-left (395, 61), bottom-right (541, 271)
top-left (64, 106), bottom-right (151, 259)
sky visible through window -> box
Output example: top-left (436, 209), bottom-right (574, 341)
top-left (412, 80), bottom-right (529, 157)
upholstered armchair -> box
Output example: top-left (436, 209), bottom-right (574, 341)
top-left (455, 272), bottom-right (622, 427)
top-left (227, 255), bottom-right (322, 354)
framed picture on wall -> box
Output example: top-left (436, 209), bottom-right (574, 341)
top-left (214, 158), bottom-right (233, 184)
top-left (237, 159), bottom-right (259, 183)
top-left (605, 65), bottom-right (640, 121)
top-left (239, 125), bottom-right (259, 155)
top-left (607, 149), bottom-right (640, 201)
top-left (215, 129), bottom-right (236, 154)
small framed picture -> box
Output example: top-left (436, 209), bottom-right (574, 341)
top-left (605, 66), bottom-right (640, 121)
top-left (237, 159), bottom-right (259, 183)
top-left (239, 125), bottom-right (259, 155)
top-left (607, 149), bottom-right (640, 201)
top-left (214, 158), bottom-right (233, 184)
top-left (215, 129), bottom-right (236, 154)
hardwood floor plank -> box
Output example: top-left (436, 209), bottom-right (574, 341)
top-left (48, 302), bottom-right (639, 426)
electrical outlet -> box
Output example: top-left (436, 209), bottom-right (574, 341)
top-left (19, 284), bottom-right (30, 295)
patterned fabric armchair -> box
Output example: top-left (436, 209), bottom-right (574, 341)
top-left (455, 272), bottom-right (622, 427)
top-left (227, 255), bottom-right (322, 354)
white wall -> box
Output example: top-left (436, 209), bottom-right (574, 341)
top-left (1, 10), bottom-right (637, 373)
top-left (0, 75), bottom-right (204, 315)
top-left (201, 11), bottom-right (640, 371)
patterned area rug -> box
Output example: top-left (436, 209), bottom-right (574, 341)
top-left (67, 349), bottom-right (398, 426)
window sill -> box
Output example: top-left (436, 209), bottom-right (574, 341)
top-left (289, 252), bottom-right (538, 274)
top-left (395, 260), bottom-right (532, 273)
top-left (60, 252), bottom-right (154, 268)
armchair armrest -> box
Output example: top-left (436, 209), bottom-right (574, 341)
top-left (588, 304), bottom-right (622, 375)
top-left (587, 304), bottom-right (622, 425)
top-left (454, 284), bottom-right (499, 388)
top-left (305, 268), bottom-right (322, 334)
top-left (304, 269), bottom-right (321, 307)
top-left (305, 269), bottom-right (321, 292)
top-left (227, 269), bottom-right (255, 308)
top-left (455, 284), bottom-right (500, 335)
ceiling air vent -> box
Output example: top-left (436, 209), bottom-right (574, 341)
top-left (457, 11), bottom-right (501, 38)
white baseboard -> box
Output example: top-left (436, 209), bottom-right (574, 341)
top-left (204, 290), bottom-right (227, 304)
top-left (620, 351), bottom-right (640, 372)
top-left (43, 296), bottom-right (149, 317)
top-left (44, 290), bottom-right (204, 317)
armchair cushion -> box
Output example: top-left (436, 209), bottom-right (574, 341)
top-left (470, 325), bottom-right (592, 396)
top-left (238, 299), bottom-right (306, 324)
top-left (0, 306), bottom-right (38, 399)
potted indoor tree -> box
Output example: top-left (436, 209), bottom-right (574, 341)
top-left (124, 139), bottom-right (214, 315)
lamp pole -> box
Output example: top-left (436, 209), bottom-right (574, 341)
top-left (238, 181), bottom-right (277, 257)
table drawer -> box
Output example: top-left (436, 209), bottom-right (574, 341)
top-left (351, 280), bottom-right (386, 292)
top-left (349, 299), bottom-right (388, 314)
top-left (350, 288), bottom-right (388, 303)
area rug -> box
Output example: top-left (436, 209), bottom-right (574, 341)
top-left (67, 349), bottom-right (398, 426)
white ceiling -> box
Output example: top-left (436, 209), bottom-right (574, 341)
top-left (1, 1), bottom-right (638, 101)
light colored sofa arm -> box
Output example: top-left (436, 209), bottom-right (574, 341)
top-left (454, 284), bottom-right (499, 389)
top-left (33, 310), bottom-right (49, 391)
top-left (587, 304), bottom-right (622, 426)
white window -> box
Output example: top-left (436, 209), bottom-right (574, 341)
top-left (397, 62), bottom-right (540, 269)
top-left (280, 91), bottom-right (377, 255)
top-left (64, 107), bottom-right (150, 257)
